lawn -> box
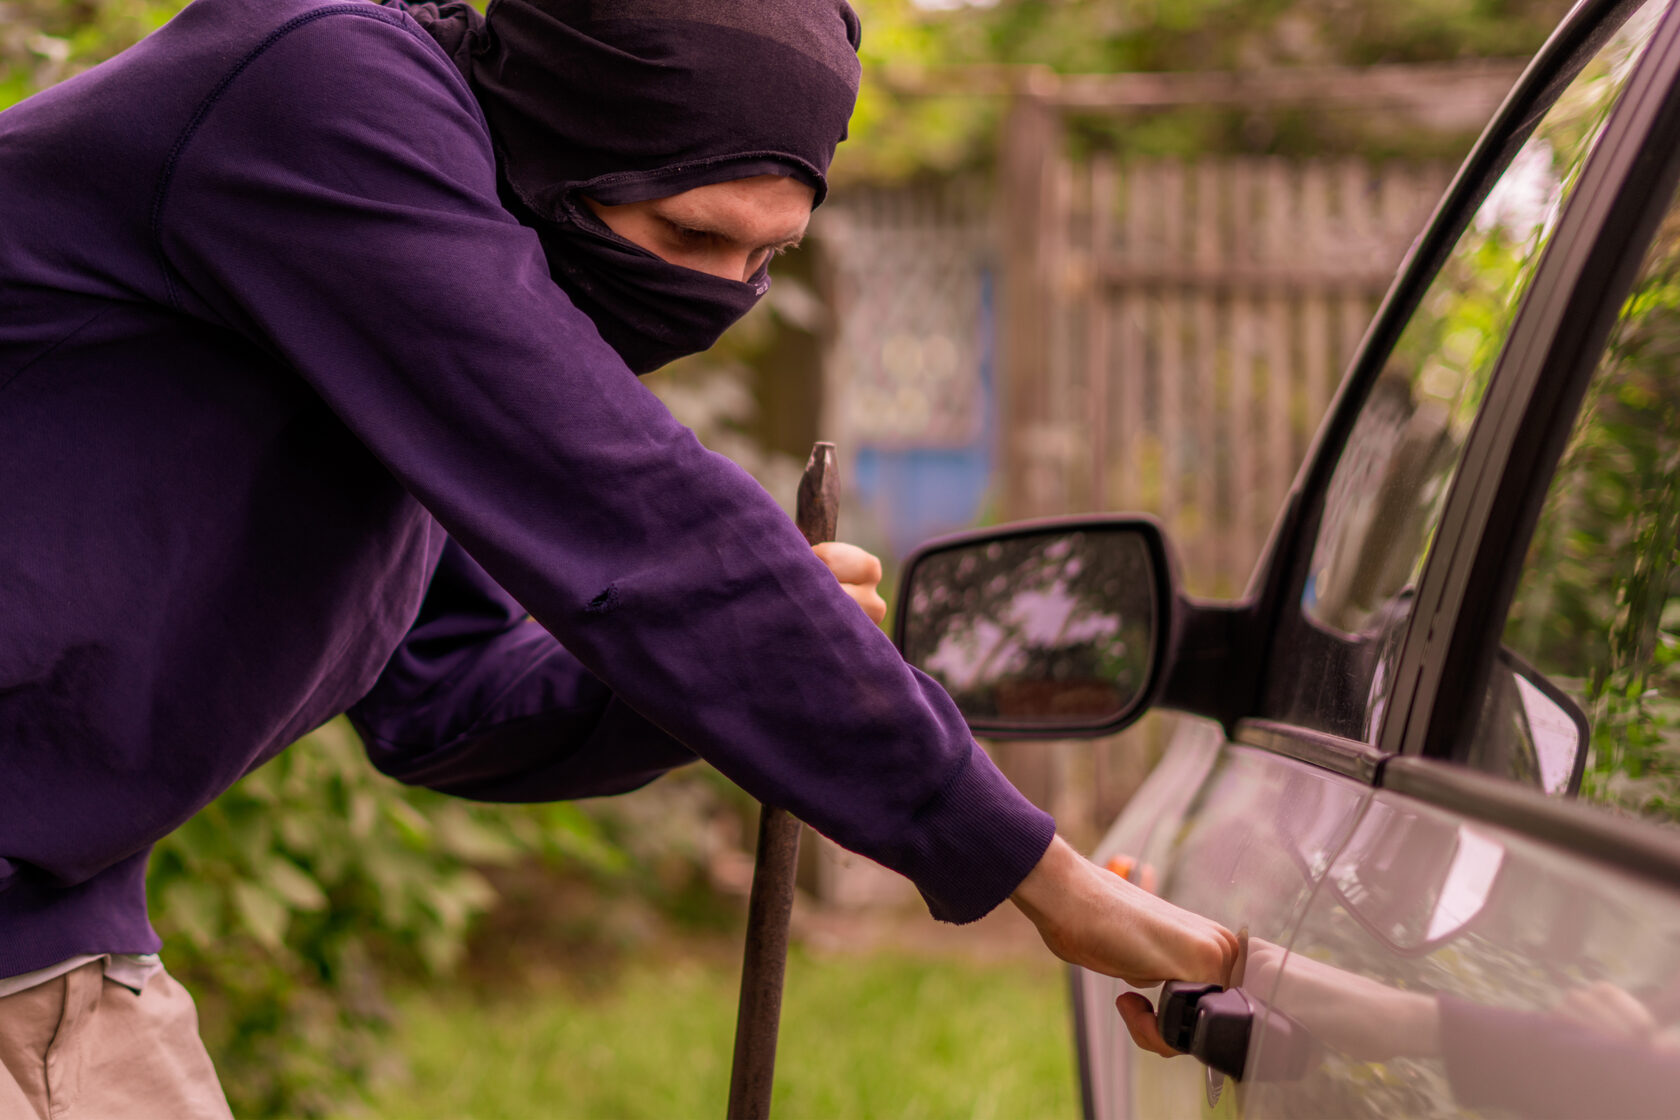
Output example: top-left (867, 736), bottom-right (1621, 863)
top-left (349, 947), bottom-right (1079, 1119)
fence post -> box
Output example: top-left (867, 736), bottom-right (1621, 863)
top-left (999, 70), bottom-right (1065, 521)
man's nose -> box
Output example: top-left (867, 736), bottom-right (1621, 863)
top-left (715, 248), bottom-right (756, 284)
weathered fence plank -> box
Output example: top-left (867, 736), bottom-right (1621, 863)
top-left (1191, 162), bottom-right (1222, 585)
top-left (1040, 153), bottom-right (1451, 595)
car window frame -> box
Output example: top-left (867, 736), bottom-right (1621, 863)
top-left (1238, 0), bottom-right (1662, 776)
top-left (1390, 0), bottom-right (1680, 767)
top-left (1352, 0), bottom-right (1680, 894)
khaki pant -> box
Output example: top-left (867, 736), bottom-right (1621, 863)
top-left (0, 962), bottom-right (232, 1120)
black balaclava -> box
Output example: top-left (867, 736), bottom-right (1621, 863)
top-left (401, 0), bottom-right (863, 373)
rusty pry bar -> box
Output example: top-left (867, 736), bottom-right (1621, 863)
top-left (726, 441), bottom-right (837, 1120)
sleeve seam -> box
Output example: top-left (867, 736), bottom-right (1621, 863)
top-left (147, 4), bottom-right (469, 310)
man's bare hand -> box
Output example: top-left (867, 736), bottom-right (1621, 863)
top-left (1011, 837), bottom-right (1237, 988)
top-left (813, 541), bottom-right (886, 624)
top-left (1116, 992), bottom-right (1180, 1057)
top-left (1012, 836), bottom-right (1238, 1056)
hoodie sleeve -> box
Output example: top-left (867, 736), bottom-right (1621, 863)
top-left (154, 6), bottom-right (1054, 922)
top-left (348, 537), bottom-right (698, 802)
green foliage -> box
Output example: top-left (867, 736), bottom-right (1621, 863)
top-left (837, 0), bottom-right (1573, 180)
top-left (1504, 199), bottom-right (1680, 823)
top-left (0, 0), bottom-right (183, 105)
top-left (146, 720), bottom-right (628, 1116)
top-left (2, 0), bottom-right (1577, 173)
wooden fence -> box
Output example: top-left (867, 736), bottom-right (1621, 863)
top-left (993, 64), bottom-right (1520, 595)
top-left (1012, 153), bottom-right (1453, 596)
top-left (996, 142), bottom-right (1452, 842)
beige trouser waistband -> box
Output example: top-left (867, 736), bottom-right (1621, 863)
top-left (0, 960), bottom-right (232, 1120)
top-left (0, 954), bottom-right (163, 1003)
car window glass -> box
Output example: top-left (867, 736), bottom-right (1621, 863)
top-left (1475, 179), bottom-right (1680, 823)
top-left (1266, 2), bottom-right (1662, 741)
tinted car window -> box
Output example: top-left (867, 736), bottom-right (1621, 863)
top-left (1266, 3), bottom-right (1663, 741)
top-left (1474, 182), bottom-right (1680, 823)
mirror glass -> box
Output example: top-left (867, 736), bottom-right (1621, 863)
top-left (1514, 673), bottom-right (1585, 796)
top-left (1468, 648), bottom-right (1590, 796)
top-left (900, 527), bottom-right (1159, 730)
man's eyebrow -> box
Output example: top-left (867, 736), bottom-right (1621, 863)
top-left (655, 207), bottom-right (807, 249)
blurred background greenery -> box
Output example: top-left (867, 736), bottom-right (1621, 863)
top-left (0, 0), bottom-right (1569, 1115)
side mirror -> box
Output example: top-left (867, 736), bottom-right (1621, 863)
top-left (1469, 647), bottom-right (1591, 797)
top-left (893, 517), bottom-right (1175, 737)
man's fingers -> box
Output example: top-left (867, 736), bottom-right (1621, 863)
top-left (1117, 992), bottom-right (1182, 1058)
top-left (1557, 982), bottom-right (1658, 1040)
top-left (1219, 926), bottom-right (1241, 986)
top-left (814, 542), bottom-right (886, 623)
top-left (843, 583), bottom-right (888, 624)
top-left (812, 541), bottom-right (882, 587)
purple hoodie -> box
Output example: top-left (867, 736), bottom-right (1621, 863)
top-left (0, 0), bottom-right (1055, 977)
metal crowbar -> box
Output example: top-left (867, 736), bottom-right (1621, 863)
top-left (725, 441), bottom-right (838, 1120)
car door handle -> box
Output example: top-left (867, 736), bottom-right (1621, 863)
top-left (1156, 982), bottom-right (1319, 1082)
top-left (1157, 979), bottom-right (1223, 1052)
top-left (1189, 987), bottom-right (1256, 1080)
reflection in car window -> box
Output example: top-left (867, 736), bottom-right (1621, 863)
top-left (1482, 182), bottom-right (1680, 824)
top-left (1268, 3), bottom-right (1661, 741)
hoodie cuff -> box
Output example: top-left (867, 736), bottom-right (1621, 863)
top-left (891, 742), bottom-right (1057, 925)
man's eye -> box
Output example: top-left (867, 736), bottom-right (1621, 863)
top-left (666, 222), bottom-right (717, 246)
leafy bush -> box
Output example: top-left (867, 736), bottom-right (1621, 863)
top-left (147, 719), bottom-right (627, 1116)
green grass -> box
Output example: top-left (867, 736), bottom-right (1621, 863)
top-left (350, 948), bottom-right (1078, 1120)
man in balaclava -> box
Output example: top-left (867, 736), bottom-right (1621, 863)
top-left (0, 0), bottom-right (1234, 1113)
top-left (423, 0), bottom-right (864, 373)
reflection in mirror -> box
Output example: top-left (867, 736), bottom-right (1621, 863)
top-left (1468, 648), bottom-right (1589, 796)
top-left (1516, 673), bottom-right (1585, 795)
top-left (900, 527), bottom-right (1158, 731)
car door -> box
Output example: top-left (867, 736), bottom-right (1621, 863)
top-left (1071, 1), bottom-right (1675, 1114)
top-left (1252, 0), bottom-right (1680, 1113)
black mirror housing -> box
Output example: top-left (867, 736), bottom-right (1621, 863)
top-left (893, 516), bottom-right (1179, 739)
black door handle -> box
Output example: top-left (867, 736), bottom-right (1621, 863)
top-left (1190, 987), bottom-right (1254, 1080)
top-left (1156, 980), bottom-right (1222, 1053)
top-left (1155, 983), bottom-right (1320, 1082)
